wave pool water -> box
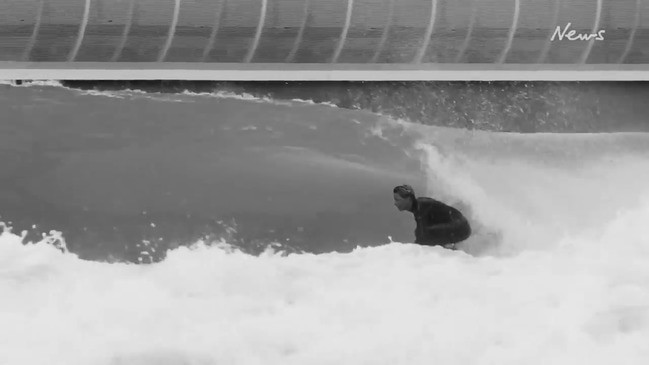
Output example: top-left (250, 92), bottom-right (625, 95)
top-left (1, 81), bottom-right (648, 364)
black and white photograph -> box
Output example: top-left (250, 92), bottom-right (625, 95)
top-left (2, 80), bottom-right (649, 364)
top-left (1, 1), bottom-right (649, 365)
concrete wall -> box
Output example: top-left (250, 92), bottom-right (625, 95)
top-left (0, 0), bottom-right (647, 63)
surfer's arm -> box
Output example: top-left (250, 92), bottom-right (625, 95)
top-left (424, 211), bottom-right (467, 234)
top-left (424, 221), bottom-right (461, 234)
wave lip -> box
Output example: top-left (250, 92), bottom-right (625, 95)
top-left (7, 80), bottom-right (649, 133)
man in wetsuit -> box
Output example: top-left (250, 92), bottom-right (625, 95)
top-left (393, 185), bottom-right (471, 249)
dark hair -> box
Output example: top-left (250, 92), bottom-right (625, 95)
top-left (393, 185), bottom-right (415, 199)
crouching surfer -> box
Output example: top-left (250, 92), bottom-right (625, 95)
top-left (393, 185), bottom-right (471, 249)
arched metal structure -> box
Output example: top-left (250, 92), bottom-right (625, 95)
top-left (455, 0), bottom-right (479, 63)
top-left (67, 0), bottom-right (91, 62)
top-left (618, 0), bottom-right (642, 64)
top-left (370, 0), bottom-right (394, 63)
top-left (0, 0), bottom-right (646, 63)
top-left (579, 0), bottom-right (603, 64)
top-left (202, 0), bottom-right (227, 62)
top-left (243, 0), bottom-right (268, 63)
top-left (157, 0), bottom-right (181, 62)
top-left (497, 0), bottom-right (520, 64)
top-left (22, 0), bottom-right (45, 61)
top-left (285, 0), bottom-right (310, 62)
top-left (413, 0), bottom-right (437, 63)
top-left (537, 0), bottom-right (561, 63)
top-left (331, 0), bottom-right (353, 63)
top-left (111, 0), bottom-right (136, 62)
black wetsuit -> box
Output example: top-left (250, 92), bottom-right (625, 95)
top-left (412, 197), bottom-right (471, 246)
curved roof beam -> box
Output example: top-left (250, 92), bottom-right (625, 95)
top-left (286, 0), bottom-right (311, 62)
top-left (537, 0), bottom-right (561, 63)
top-left (244, 0), bottom-right (268, 62)
top-left (68, 0), bottom-right (92, 61)
top-left (579, 0), bottom-right (602, 63)
top-left (497, 0), bottom-right (520, 63)
top-left (331, 0), bottom-right (354, 63)
top-left (618, 0), bottom-right (641, 63)
top-left (414, 0), bottom-right (438, 63)
top-left (455, 0), bottom-right (479, 63)
top-left (158, 0), bottom-right (182, 62)
top-left (202, 0), bottom-right (227, 62)
top-left (23, 0), bottom-right (45, 61)
top-left (370, 0), bottom-right (395, 63)
top-left (111, 0), bottom-right (135, 62)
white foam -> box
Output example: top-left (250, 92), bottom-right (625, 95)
top-left (0, 79), bottom-right (66, 88)
top-left (180, 90), bottom-right (294, 107)
top-left (290, 98), bottom-right (338, 108)
top-left (406, 125), bottom-right (649, 256)
top-left (0, 80), bottom-right (302, 106)
top-left (1, 204), bottom-right (648, 365)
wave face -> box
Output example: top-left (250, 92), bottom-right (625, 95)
top-left (2, 80), bottom-right (649, 262)
top-left (1, 81), bottom-right (649, 364)
top-left (59, 80), bottom-right (649, 133)
top-left (1, 81), bottom-right (427, 261)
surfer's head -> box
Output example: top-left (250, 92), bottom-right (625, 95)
top-left (393, 185), bottom-right (415, 212)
